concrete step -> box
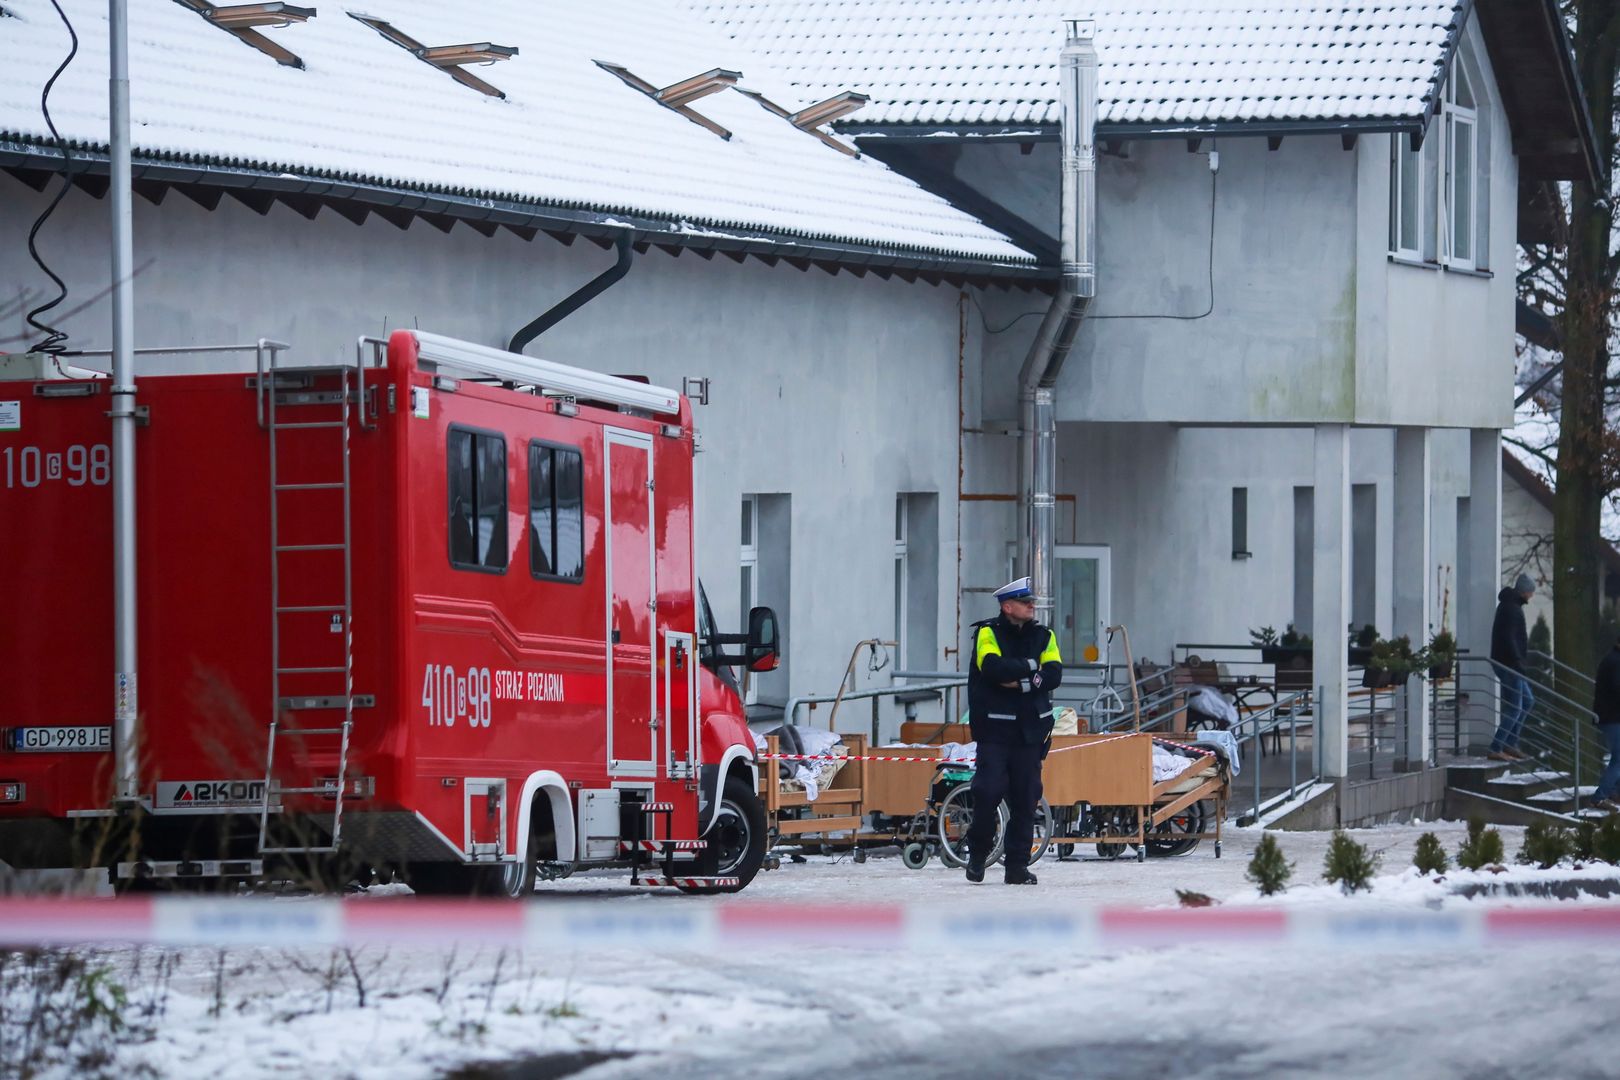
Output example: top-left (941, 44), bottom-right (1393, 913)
top-left (1444, 759), bottom-right (1514, 795)
top-left (1484, 769), bottom-right (1574, 799)
top-left (1525, 785), bottom-right (1599, 815)
top-left (1444, 786), bottom-right (1579, 827)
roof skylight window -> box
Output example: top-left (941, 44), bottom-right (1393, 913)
top-left (173, 1), bottom-right (315, 69)
top-left (738, 88), bottom-right (868, 156)
top-left (349, 12), bottom-right (517, 99)
top-left (596, 62), bottom-right (738, 140)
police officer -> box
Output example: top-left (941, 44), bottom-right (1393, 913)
top-left (964, 576), bottom-right (1063, 885)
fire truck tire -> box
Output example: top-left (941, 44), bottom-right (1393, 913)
top-left (678, 777), bottom-right (765, 894)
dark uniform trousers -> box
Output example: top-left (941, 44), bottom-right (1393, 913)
top-left (966, 739), bottom-right (1044, 872)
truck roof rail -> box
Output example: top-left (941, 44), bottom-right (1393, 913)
top-left (410, 331), bottom-right (681, 416)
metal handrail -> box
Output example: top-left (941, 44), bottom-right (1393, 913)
top-left (785, 679), bottom-right (967, 728)
top-left (1529, 649), bottom-right (1595, 689)
top-left (1452, 656), bottom-right (1604, 813)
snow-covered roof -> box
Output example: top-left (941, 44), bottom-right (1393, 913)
top-left (689, 0), bottom-right (1465, 130)
top-left (0, 1), bottom-right (1033, 266)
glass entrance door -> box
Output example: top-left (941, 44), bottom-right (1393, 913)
top-left (1054, 546), bottom-right (1110, 664)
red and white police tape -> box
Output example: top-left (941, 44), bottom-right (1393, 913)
top-left (758, 732), bottom-right (1171, 765)
top-left (0, 897), bottom-right (1617, 950)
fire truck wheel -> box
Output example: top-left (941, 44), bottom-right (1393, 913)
top-left (679, 777), bottom-right (766, 894)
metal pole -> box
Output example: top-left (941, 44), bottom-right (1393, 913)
top-left (1574, 713), bottom-right (1582, 814)
top-left (108, 0), bottom-right (140, 803)
top-left (1289, 704), bottom-right (1297, 798)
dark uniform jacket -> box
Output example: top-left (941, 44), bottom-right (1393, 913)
top-left (1490, 587), bottom-right (1528, 672)
top-left (967, 615), bottom-right (1064, 745)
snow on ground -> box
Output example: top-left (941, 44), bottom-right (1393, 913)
top-left (9, 820), bottom-right (1620, 1080)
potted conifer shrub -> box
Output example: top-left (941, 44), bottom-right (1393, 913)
top-left (1426, 630), bottom-right (1456, 680)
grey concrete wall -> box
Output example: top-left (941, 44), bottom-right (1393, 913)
top-left (960, 135), bottom-right (1362, 425)
top-left (956, 419), bottom-right (1479, 668)
top-left (1354, 20), bottom-right (1518, 432)
top-left (0, 178), bottom-right (966, 726)
top-left (953, 17), bottom-right (1517, 430)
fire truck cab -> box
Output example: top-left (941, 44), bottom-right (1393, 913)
top-left (0, 330), bottom-right (774, 895)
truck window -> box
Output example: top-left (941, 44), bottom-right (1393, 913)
top-left (448, 427), bottom-right (508, 572)
top-left (528, 441), bottom-right (584, 581)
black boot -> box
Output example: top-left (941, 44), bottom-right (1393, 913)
top-left (965, 854), bottom-right (985, 883)
top-left (1004, 866), bottom-right (1038, 885)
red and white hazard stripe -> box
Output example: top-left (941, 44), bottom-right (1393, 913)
top-left (619, 839), bottom-right (706, 853)
top-left (630, 876), bottom-right (740, 889)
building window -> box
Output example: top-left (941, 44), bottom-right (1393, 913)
top-left (528, 441), bottom-right (584, 581)
top-left (894, 496), bottom-right (909, 666)
top-left (1389, 135), bottom-right (1423, 260)
top-left (1389, 33), bottom-right (1489, 270)
top-left (740, 496), bottom-right (759, 705)
top-left (1351, 483), bottom-right (1377, 631)
top-left (1231, 487), bottom-right (1251, 559)
top-left (448, 427), bottom-right (507, 572)
top-left (1444, 58), bottom-right (1479, 270)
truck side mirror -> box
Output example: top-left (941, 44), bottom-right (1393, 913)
top-left (746, 606), bottom-right (780, 672)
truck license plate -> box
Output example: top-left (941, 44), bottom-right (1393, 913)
top-left (10, 726), bottom-right (113, 752)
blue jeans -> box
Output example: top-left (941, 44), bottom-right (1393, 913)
top-left (1596, 724), bottom-right (1620, 801)
top-left (1491, 669), bottom-right (1533, 752)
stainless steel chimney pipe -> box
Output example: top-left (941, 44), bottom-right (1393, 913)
top-left (109, 0), bottom-right (141, 802)
top-left (1018, 18), bottom-right (1096, 624)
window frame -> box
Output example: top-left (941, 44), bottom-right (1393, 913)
top-left (1443, 103), bottom-right (1479, 271)
top-left (1231, 486), bottom-right (1251, 560)
top-left (527, 438), bottom-right (586, 585)
top-left (1388, 133), bottom-right (1425, 261)
top-left (740, 495), bottom-right (760, 706)
top-left (893, 495), bottom-right (909, 668)
top-left (446, 424), bottom-right (510, 576)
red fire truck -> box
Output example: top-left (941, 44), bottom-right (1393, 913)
top-left (0, 330), bottom-right (775, 895)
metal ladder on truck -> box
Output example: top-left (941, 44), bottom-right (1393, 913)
top-left (256, 343), bottom-right (370, 857)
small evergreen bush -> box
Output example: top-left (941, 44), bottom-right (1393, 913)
top-left (1322, 829), bottom-right (1379, 894)
top-left (1593, 815), bottom-right (1620, 864)
top-left (1516, 819), bottom-right (1573, 869)
top-left (1574, 821), bottom-right (1597, 862)
top-left (1412, 832), bottom-right (1449, 875)
top-left (1245, 833), bottom-right (1293, 897)
top-left (1456, 816), bottom-right (1506, 871)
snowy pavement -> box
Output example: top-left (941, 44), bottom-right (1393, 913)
top-left (9, 821), bottom-right (1620, 1080)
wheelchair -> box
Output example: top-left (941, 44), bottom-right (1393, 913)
top-left (898, 760), bottom-right (1052, 870)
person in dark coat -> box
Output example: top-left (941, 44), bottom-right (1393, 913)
top-left (964, 576), bottom-right (1063, 885)
top-left (1488, 573), bottom-right (1535, 760)
top-left (1591, 637), bottom-right (1620, 812)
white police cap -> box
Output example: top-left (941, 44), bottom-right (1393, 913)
top-left (994, 576), bottom-right (1034, 601)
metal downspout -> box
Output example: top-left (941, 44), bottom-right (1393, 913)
top-left (109, 0), bottom-right (140, 802)
top-left (507, 231), bottom-right (634, 355)
top-left (1018, 19), bottom-right (1097, 623)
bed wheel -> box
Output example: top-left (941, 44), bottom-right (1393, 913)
top-left (1136, 846), bottom-right (1147, 863)
top-left (1214, 841), bottom-right (1223, 859)
top-left (853, 847), bottom-right (868, 864)
top-left (901, 843), bottom-right (931, 870)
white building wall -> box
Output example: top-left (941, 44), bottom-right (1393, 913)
top-left (0, 179), bottom-right (971, 727)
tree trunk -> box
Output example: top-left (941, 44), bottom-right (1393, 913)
top-left (1554, 0), bottom-right (1619, 679)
